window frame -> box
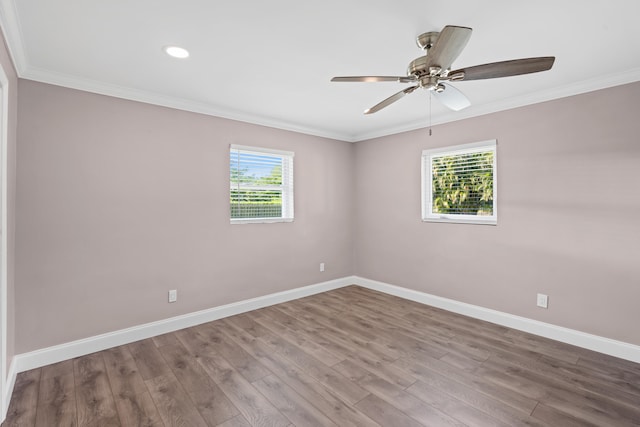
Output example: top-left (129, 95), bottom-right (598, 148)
top-left (421, 140), bottom-right (497, 225)
top-left (229, 144), bottom-right (294, 224)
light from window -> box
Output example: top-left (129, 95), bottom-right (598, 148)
top-left (422, 140), bottom-right (497, 225)
top-left (230, 145), bottom-right (294, 223)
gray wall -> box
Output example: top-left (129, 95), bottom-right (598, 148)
top-left (354, 82), bottom-right (640, 345)
top-left (16, 80), bottom-right (354, 353)
top-left (14, 76), bottom-right (640, 354)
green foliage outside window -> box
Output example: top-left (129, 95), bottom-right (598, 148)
top-left (230, 163), bottom-right (283, 218)
top-left (432, 151), bottom-right (494, 216)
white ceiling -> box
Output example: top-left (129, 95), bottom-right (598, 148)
top-left (1, 0), bottom-right (640, 142)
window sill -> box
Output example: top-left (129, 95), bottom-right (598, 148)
top-left (422, 216), bottom-right (497, 226)
top-left (230, 218), bottom-right (294, 225)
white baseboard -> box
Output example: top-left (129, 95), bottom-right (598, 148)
top-left (1, 356), bottom-right (16, 421)
top-left (12, 274), bottom-right (640, 376)
top-left (14, 276), bottom-right (356, 373)
top-left (353, 276), bottom-right (640, 364)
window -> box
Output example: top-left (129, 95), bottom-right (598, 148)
top-left (230, 144), bottom-right (294, 223)
top-left (422, 140), bottom-right (497, 225)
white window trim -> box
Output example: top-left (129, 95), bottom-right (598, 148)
top-left (421, 140), bottom-right (497, 225)
top-left (230, 144), bottom-right (294, 224)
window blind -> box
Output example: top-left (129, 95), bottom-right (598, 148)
top-left (230, 145), bottom-right (294, 223)
top-left (422, 140), bottom-right (496, 225)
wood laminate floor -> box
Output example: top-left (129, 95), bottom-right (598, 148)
top-left (3, 285), bottom-right (640, 426)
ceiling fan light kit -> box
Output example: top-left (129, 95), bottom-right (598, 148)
top-left (164, 45), bottom-right (190, 59)
top-left (332, 25), bottom-right (555, 114)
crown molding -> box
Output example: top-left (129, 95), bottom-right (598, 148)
top-left (20, 63), bottom-right (640, 144)
top-left (20, 65), bottom-right (353, 142)
top-left (0, 0), bottom-right (26, 73)
top-left (351, 67), bottom-right (640, 142)
top-left (2, 0), bottom-right (640, 143)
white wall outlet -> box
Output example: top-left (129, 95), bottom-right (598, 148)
top-left (537, 293), bottom-right (548, 309)
top-left (168, 289), bottom-right (177, 303)
top-left (319, 262), bottom-right (325, 272)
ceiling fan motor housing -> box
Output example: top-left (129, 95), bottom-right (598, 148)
top-left (416, 31), bottom-right (440, 50)
top-left (408, 56), bottom-right (443, 78)
top-left (410, 31), bottom-right (447, 89)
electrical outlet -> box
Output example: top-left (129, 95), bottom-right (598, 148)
top-left (168, 289), bottom-right (177, 303)
top-left (537, 293), bottom-right (548, 309)
top-left (320, 262), bottom-right (325, 272)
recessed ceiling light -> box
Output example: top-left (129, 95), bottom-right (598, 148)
top-left (164, 46), bottom-right (189, 59)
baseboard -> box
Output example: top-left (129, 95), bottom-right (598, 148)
top-left (14, 276), bottom-right (356, 373)
top-left (1, 356), bottom-right (17, 421)
top-left (12, 274), bottom-right (640, 375)
top-left (353, 276), bottom-right (640, 364)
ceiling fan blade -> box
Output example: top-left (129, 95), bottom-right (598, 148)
top-left (364, 86), bottom-right (418, 114)
top-left (427, 25), bottom-right (472, 71)
top-left (449, 57), bottom-right (555, 81)
top-left (331, 76), bottom-right (416, 83)
top-left (432, 83), bottom-right (471, 111)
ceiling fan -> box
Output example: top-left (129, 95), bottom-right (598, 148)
top-left (331, 25), bottom-right (555, 114)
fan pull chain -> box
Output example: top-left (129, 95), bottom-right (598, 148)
top-left (429, 92), bottom-right (432, 136)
